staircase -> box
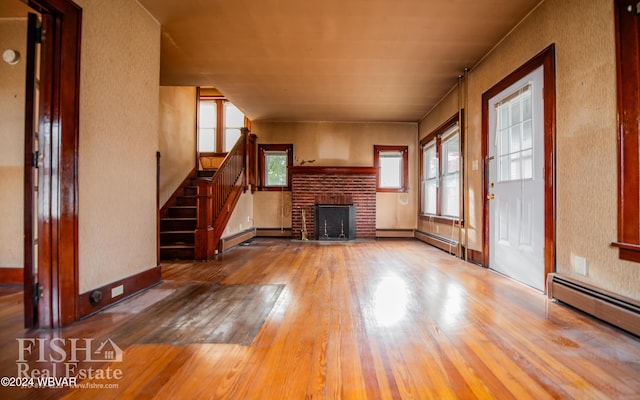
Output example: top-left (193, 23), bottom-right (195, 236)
top-left (160, 169), bottom-right (215, 260)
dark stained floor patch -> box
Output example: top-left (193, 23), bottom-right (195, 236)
top-left (110, 283), bottom-right (284, 346)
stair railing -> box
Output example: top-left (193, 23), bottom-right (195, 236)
top-left (195, 128), bottom-right (248, 259)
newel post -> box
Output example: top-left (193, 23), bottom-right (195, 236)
top-left (194, 179), bottom-right (215, 260)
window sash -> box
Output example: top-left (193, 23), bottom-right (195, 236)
top-left (264, 150), bottom-right (288, 187)
top-left (496, 85), bottom-right (533, 182)
top-left (379, 151), bottom-right (403, 188)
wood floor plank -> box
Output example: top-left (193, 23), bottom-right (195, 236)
top-left (1, 239), bottom-right (639, 399)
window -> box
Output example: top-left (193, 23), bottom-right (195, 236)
top-left (198, 100), bottom-right (216, 152)
top-left (197, 96), bottom-right (245, 153)
top-left (224, 102), bottom-right (244, 152)
top-left (374, 145), bottom-right (408, 192)
top-left (258, 144), bottom-right (293, 190)
top-left (420, 116), bottom-right (462, 219)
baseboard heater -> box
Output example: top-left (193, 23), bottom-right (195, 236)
top-left (219, 228), bottom-right (256, 253)
top-left (415, 230), bottom-right (460, 257)
top-left (547, 273), bottom-right (640, 337)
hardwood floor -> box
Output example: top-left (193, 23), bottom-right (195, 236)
top-left (1, 238), bottom-right (639, 399)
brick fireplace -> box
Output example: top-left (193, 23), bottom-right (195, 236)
top-left (290, 166), bottom-right (376, 240)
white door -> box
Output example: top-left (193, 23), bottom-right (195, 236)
top-left (488, 65), bottom-right (545, 291)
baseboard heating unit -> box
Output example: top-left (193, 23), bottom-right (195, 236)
top-left (547, 273), bottom-right (640, 337)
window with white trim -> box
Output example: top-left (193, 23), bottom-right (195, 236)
top-left (420, 118), bottom-right (461, 218)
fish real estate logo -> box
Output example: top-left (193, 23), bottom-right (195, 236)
top-left (15, 337), bottom-right (124, 381)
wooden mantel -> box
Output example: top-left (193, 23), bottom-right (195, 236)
top-left (289, 166), bottom-right (377, 175)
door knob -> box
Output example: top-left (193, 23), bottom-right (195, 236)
top-left (487, 193), bottom-right (495, 200)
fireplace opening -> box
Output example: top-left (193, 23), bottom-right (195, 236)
top-left (314, 204), bottom-right (356, 240)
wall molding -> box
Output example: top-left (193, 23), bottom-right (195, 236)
top-left (0, 268), bottom-right (24, 285)
top-left (77, 266), bottom-right (161, 318)
top-left (376, 229), bottom-right (415, 238)
top-left (462, 247), bottom-right (484, 266)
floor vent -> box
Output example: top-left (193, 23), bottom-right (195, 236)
top-left (547, 273), bottom-right (640, 337)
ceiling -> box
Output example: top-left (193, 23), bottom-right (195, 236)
top-left (5, 0), bottom-right (542, 122)
top-left (139, 0), bottom-right (542, 122)
top-left (0, 0), bottom-right (32, 18)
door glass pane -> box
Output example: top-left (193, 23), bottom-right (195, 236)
top-left (522, 149), bottom-right (533, 179)
top-left (522, 120), bottom-right (533, 149)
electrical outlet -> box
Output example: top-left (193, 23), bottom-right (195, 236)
top-left (571, 254), bottom-right (587, 276)
top-left (111, 285), bottom-right (124, 298)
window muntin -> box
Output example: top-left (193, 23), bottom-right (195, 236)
top-left (496, 85), bottom-right (533, 182)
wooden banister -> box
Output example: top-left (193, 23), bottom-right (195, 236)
top-left (195, 128), bottom-right (248, 259)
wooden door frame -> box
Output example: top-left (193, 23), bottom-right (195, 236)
top-left (481, 45), bottom-right (556, 290)
top-left (22, 0), bottom-right (81, 328)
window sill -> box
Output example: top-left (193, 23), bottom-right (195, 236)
top-left (420, 214), bottom-right (463, 226)
top-left (611, 242), bottom-right (640, 263)
top-left (259, 186), bottom-right (291, 192)
top-left (376, 187), bottom-right (408, 193)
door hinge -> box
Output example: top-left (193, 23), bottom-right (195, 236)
top-left (35, 24), bottom-right (43, 44)
top-left (32, 151), bottom-right (39, 168)
top-left (33, 282), bottom-right (44, 302)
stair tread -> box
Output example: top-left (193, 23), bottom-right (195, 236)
top-left (161, 230), bottom-right (195, 234)
top-left (160, 244), bottom-right (195, 249)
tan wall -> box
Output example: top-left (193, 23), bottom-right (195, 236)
top-left (222, 190), bottom-right (254, 238)
top-left (76, 0), bottom-right (161, 293)
top-left (159, 86), bottom-right (196, 206)
top-left (0, 19), bottom-right (26, 269)
top-left (420, 0), bottom-right (640, 300)
top-left (251, 121), bottom-right (418, 230)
